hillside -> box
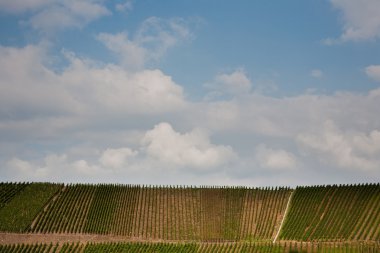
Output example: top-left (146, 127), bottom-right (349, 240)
top-left (27, 184), bottom-right (291, 241)
top-left (0, 182), bottom-right (379, 253)
top-left (0, 183), bottom-right (63, 232)
top-left (280, 184), bottom-right (380, 241)
top-left (0, 241), bottom-right (379, 253)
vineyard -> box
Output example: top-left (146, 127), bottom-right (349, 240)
top-left (0, 242), bottom-right (378, 253)
top-left (0, 182), bottom-right (29, 209)
top-left (30, 184), bottom-right (291, 241)
top-left (279, 184), bottom-right (380, 241)
top-left (0, 182), bottom-right (379, 252)
top-left (0, 183), bottom-right (63, 232)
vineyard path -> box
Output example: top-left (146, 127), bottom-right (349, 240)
top-left (2, 232), bottom-right (378, 246)
top-left (0, 232), bottom-right (188, 245)
top-left (273, 190), bottom-right (293, 243)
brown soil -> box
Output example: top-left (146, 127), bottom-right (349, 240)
top-left (1, 233), bottom-right (378, 247)
top-left (0, 232), bottom-right (178, 245)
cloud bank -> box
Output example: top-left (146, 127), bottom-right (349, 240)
top-left (1, 41), bottom-right (379, 186)
top-left (0, 0), bottom-right (110, 32)
top-left (326, 0), bottom-right (380, 43)
top-left (0, 4), bottom-right (379, 186)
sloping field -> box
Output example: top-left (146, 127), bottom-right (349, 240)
top-left (279, 184), bottom-right (380, 241)
top-left (30, 185), bottom-right (291, 241)
top-left (0, 182), bottom-right (379, 253)
top-left (0, 182), bottom-right (30, 209)
top-left (0, 241), bottom-right (378, 253)
top-left (0, 183), bottom-right (63, 232)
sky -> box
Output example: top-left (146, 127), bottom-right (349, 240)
top-left (0, 0), bottom-right (380, 187)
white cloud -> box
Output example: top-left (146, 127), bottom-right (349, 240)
top-left (254, 145), bottom-right (297, 170)
top-left (0, 45), bottom-right (82, 116)
top-left (141, 122), bottom-right (236, 170)
top-left (327, 0), bottom-right (380, 42)
top-left (72, 159), bottom-right (102, 176)
top-left (6, 154), bottom-right (68, 181)
top-left (201, 101), bottom-right (240, 131)
top-left (311, 69), bottom-right (323, 78)
top-left (99, 147), bottom-right (137, 169)
top-left (98, 17), bottom-right (193, 70)
top-left (7, 158), bottom-right (41, 180)
top-left (3, 85), bottom-right (380, 183)
top-left (0, 45), bottom-right (186, 121)
top-left (198, 88), bottom-right (380, 139)
top-left (30, 2), bottom-right (110, 31)
top-left (205, 69), bottom-right (251, 98)
top-left (6, 153), bottom-right (115, 182)
top-left (4, 123), bottom-right (237, 181)
top-left (62, 58), bottom-right (187, 114)
top-left (0, 0), bottom-right (110, 32)
top-left (97, 32), bottom-right (147, 70)
top-left (1, 42), bottom-right (380, 184)
top-left (297, 121), bottom-right (380, 171)
top-left (115, 0), bottom-right (133, 12)
top-left (365, 65), bottom-right (380, 82)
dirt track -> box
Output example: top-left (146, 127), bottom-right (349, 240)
top-left (0, 232), bottom-right (170, 245)
top-left (1, 233), bottom-right (378, 246)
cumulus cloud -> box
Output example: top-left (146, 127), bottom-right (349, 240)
top-left (97, 32), bottom-right (147, 70)
top-left (3, 84), bottom-right (380, 184)
top-left (141, 122), bottom-right (236, 170)
top-left (2, 42), bottom-right (380, 184)
top-left (254, 145), bottom-right (297, 170)
top-left (1, 39), bottom-right (380, 185)
top-left (29, 1), bottom-right (110, 31)
top-left (4, 122), bottom-right (237, 181)
top-left (204, 69), bottom-right (251, 98)
top-left (7, 154), bottom-right (68, 181)
top-left (62, 57), bottom-right (186, 114)
top-left (98, 17), bottom-right (193, 70)
top-left (326, 0), bottom-right (380, 43)
top-left (0, 45), bottom-right (81, 117)
top-left (7, 157), bottom-right (44, 180)
top-left (6, 154), bottom-right (106, 182)
top-left (201, 101), bottom-right (240, 131)
top-left (0, 44), bottom-right (186, 122)
top-left (0, 0), bottom-right (110, 32)
top-left (365, 65), bottom-right (380, 82)
top-left (297, 121), bottom-right (380, 171)
top-left (99, 147), bottom-right (137, 169)
top-left (198, 88), bottom-right (380, 139)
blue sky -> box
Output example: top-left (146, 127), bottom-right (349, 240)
top-left (0, 0), bottom-right (380, 186)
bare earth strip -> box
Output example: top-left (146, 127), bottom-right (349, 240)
top-left (0, 233), bottom-right (176, 245)
top-left (1, 233), bottom-right (379, 247)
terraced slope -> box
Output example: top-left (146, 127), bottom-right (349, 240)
top-left (279, 184), bottom-right (380, 241)
top-left (30, 185), bottom-right (291, 241)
